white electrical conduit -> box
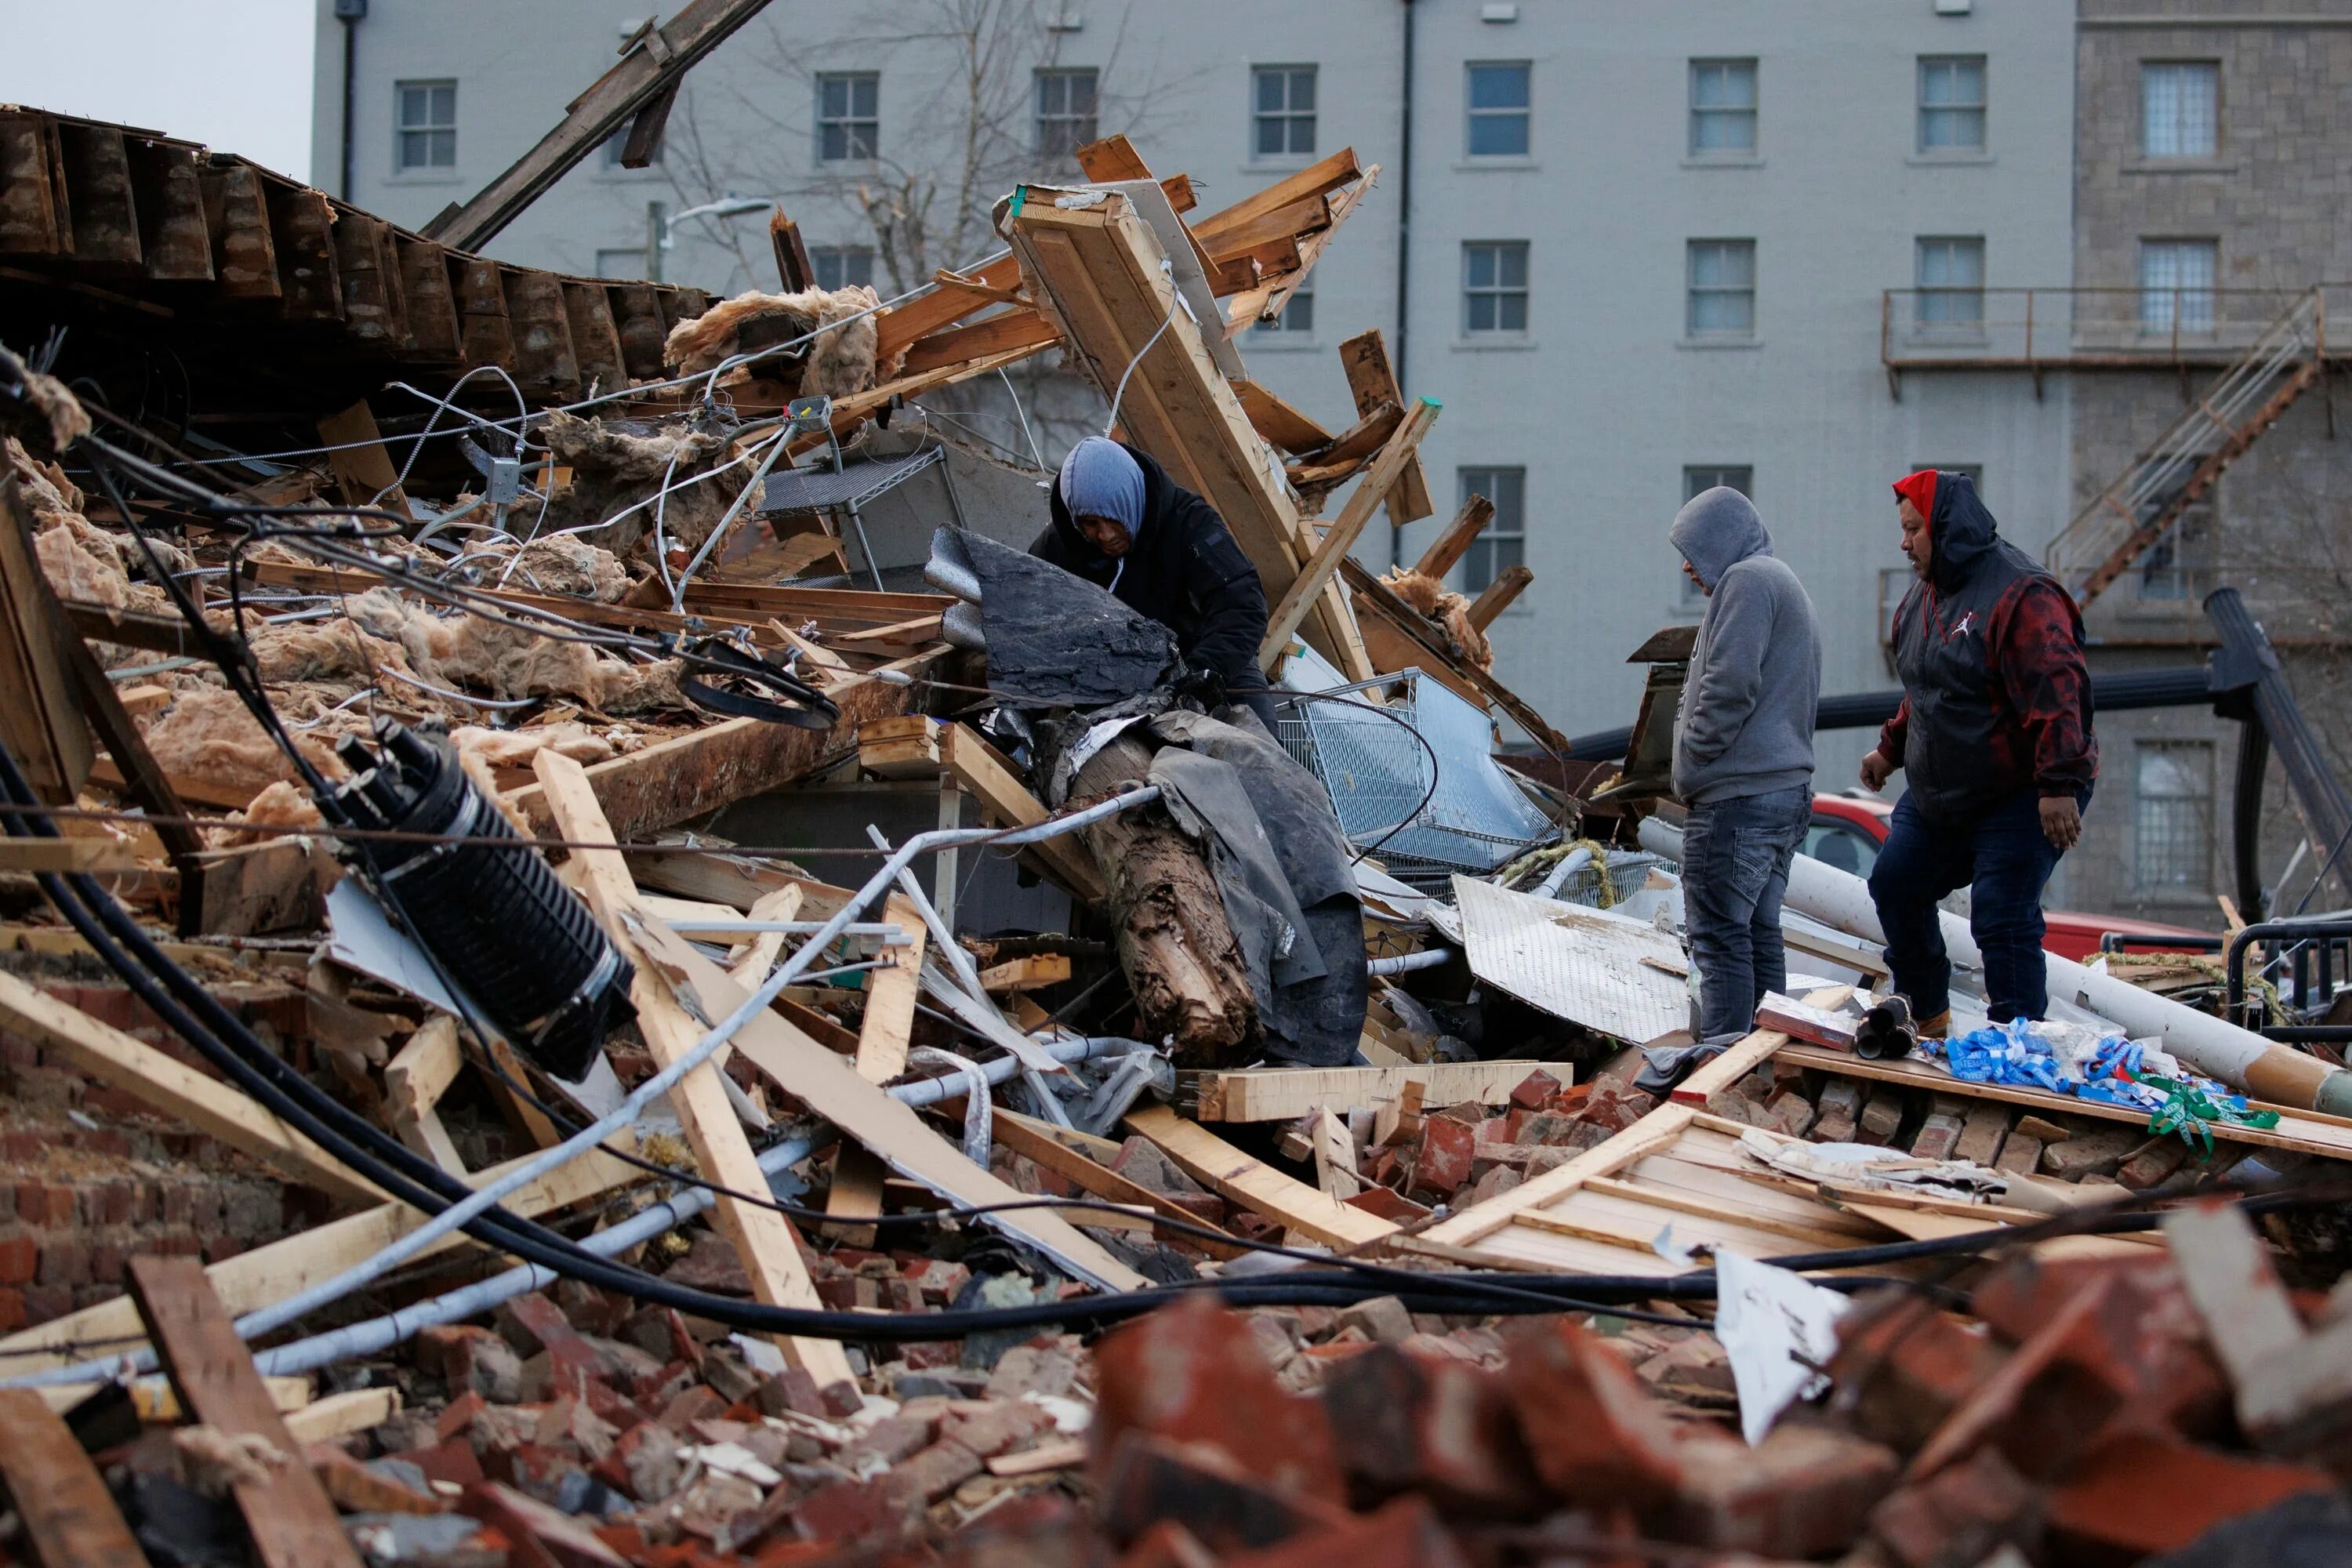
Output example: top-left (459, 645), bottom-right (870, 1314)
top-left (2, 785), bottom-right (1165, 1393)
top-left (243, 1033), bottom-right (1135, 1380)
top-left (658, 919), bottom-right (913, 945)
top-left (1638, 816), bottom-right (2352, 1113)
top-left (1367, 949), bottom-right (1451, 977)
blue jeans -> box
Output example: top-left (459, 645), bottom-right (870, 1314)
top-left (1867, 785), bottom-right (2089, 1024)
top-left (1682, 786), bottom-right (1813, 1043)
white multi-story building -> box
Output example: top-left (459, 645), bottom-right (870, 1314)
top-left (313, 0), bottom-right (2077, 791)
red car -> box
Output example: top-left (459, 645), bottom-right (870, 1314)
top-left (1804, 793), bottom-right (2205, 963)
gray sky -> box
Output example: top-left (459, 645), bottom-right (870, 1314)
top-left (0, 0), bottom-right (315, 182)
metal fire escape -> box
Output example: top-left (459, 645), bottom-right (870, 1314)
top-left (2045, 288), bottom-right (2328, 608)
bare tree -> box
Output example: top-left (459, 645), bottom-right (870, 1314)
top-left (646, 1), bottom-right (1205, 463)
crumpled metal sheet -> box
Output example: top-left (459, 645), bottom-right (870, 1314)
top-left (1451, 874), bottom-right (1689, 1044)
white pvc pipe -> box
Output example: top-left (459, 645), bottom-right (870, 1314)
top-left (1639, 815), bottom-right (2351, 1109)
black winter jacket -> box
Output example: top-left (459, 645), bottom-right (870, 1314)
top-left (1031, 441), bottom-right (1272, 695)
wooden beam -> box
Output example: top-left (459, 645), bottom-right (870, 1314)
top-left (771, 206), bottom-right (818, 292)
top-left (1337, 329), bottom-right (1435, 526)
top-left (316, 399), bottom-right (410, 520)
top-left (873, 253), bottom-right (1024, 361)
top-left (0, 1388), bottom-right (147, 1568)
top-left (825, 890), bottom-right (924, 1243)
top-left (980, 953), bottom-right (1071, 993)
top-left (531, 750), bottom-right (857, 1386)
top-left (1261, 398), bottom-right (1440, 666)
top-left (1465, 564), bottom-right (1533, 630)
top-left (125, 1257), bottom-right (365, 1568)
top-left (0, 969), bottom-right (384, 1206)
top-left (1286, 399), bottom-right (1403, 488)
top-left (503, 666), bottom-right (921, 840)
top-left (725, 883), bottom-right (803, 989)
top-left (1411, 493), bottom-right (1496, 582)
top-left (384, 1015), bottom-right (467, 1178)
top-left (1124, 1105), bottom-right (1395, 1249)
top-left (422, 0), bottom-right (780, 252)
top-left (991, 1107), bottom-right (1242, 1256)
top-left (1190, 149), bottom-right (1363, 244)
top-left (1182, 1058), bottom-right (1559, 1123)
top-left (1234, 379), bottom-right (1334, 455)
top-left (1312, 1109), bottom-right (1361, 1200)
top-left (621, 915), bottom-right (1150, 1290)
top-left (942, 724), bottom-right (1106, 904)
top-left (1343, 557), bottom-right (1570, 753)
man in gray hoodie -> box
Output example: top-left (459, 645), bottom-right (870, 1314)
top-left (1669, 487), bottom-right (1824, 1044)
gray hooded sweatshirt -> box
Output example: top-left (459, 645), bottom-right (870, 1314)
top-left (1669, 487), bottom-right (1823, 804)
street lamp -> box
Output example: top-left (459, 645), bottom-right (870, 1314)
top-left (644, 194), bottom-right (772, 282)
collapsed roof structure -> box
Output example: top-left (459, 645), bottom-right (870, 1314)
top-left (1, 31), bottom-right (2351, 1566)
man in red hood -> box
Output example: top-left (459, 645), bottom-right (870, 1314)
top-left (1860, 470), bottom-right (2097, 1032)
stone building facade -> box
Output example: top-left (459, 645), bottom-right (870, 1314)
top-left (2058, 0), bottom-right (2352, 924)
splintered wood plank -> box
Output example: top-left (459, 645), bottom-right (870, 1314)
top-left (317, 398), bottom-right (410, 518)
top-left (503, 668), bottom-right (922, 840)
top-left (942, 724), bottom-right (1106, 903)
top-left (532, 750), bottom-right (856, 1385)
top-left (1235, 379), bottom-right (1335, 454)
top-left (990, 1108), bottom-right (1243, 1255)
top-left (827, 891), bottom-right (924, 1243)
top-left (1185, 1058), bottom-right (1557, 1122)
top-left (125, 1256), bottom-right (364, 1568)
top-left (385, 1015), bottom-right (467, 1177)
top-left (1123, 1105), bottom-right (1394, 1249)
top-left (0, 969), bottom-right (383, 1206)
top-left (0, 1388), bottom-right (147, 1568)
top-left (1670, 989), bottom-right (1849, 1107)
top-left (622, 916), bottom-right (1150, 1291)
top-left (1337, 329), bottom-right (1434, 525)
top-left (1261, 397), bottom-right (1439, 663)
top-left (1313, 1109), bottom-right (1360, 1199)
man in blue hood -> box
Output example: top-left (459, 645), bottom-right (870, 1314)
top-left (1033, 436), bottom-right (1280, 731)
top-left (1669, 486), bottom-right (1824, 1045)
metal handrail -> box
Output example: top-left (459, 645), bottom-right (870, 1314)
top-left (1880, 282), bottom-right (2352, 371)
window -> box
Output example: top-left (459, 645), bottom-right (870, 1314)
top-left (1457, 467), bottom-right (1526, 593)
top-left (1252, 281), bottom-right (1313, 336)
top-left (1686, 240), bottom-right (1755, 336)
top-left (1918, 56), bottom-right (1987, 151)
top-left (1462, 241), bottom-right (1529, 333)
top-left (1035, 68), bottom-right (1098, 158)
top-left (1689, 58), bottom-right (1757, 154)
top-left (1878, 566), bottom-right (1912, 648)
top-left (1682, 466), bottom-right (1752, 603)
top-left (2135, 741), bottom-right (2214, 892)
top-left (816, 72), bottom-right (879, 162)
top-left (600, 123), bottom-right (662, 168)
top-left (2134, 489), bottom-right (2214, 602)
top-left (1253, 65), bottom-right (1316, 158)
top-left (1465, 62), bottom-right (1531, 157)
top-left (2143, 62), bottom-right (2219, 158)
top-left (593, 247), bottom-right (648, 280)
top-left (1915, 236), bottom-right (1986, 328)
top-left (395, 80), bottom-right (456, 172)
top-left (2140, 239), bottom-right (2217, 332)
top-left (811, 245), bottom-right (875, 291)
top-left (1804, 818), bottom-right (1882, 878)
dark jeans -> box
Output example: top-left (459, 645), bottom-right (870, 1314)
top-left (1867, 785), bottom-right (2089, 1024)
top-left (1682, 786), bottom-right (1813, 1043)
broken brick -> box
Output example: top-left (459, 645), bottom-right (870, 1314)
top-left (1500, 1316), bottom-right (1686, 1510)
top-left (1661, 1421), bottom-right (1898, 1559)
top-left (1411, 1117), bottom-right (1476, 1196)
top-left (1091, 1295), bottom-right (1346, 1505)
top-left (1508, 1069), bottom-right (1561, 1109)
top-left (2045, 1430), bottom-right (2336, 1563)
top-left (1318, 1343), bottom-right (1544, 1515)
